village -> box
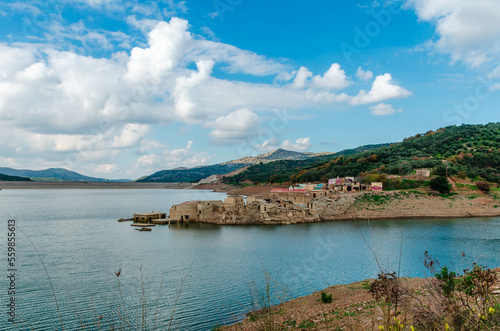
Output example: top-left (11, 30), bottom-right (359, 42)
top-left (128, 177), bottom-right (385, 226)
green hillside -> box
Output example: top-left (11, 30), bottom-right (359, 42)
top-left (227, 123), bottom-right (500, 184)
top-left (225, 143), bottom-right (389, 184)
top-left (137, 163), bottom-right (248, 183)
top-left (0, 173), bottom-right (32, 182)
top-left (138, 148), bottom-right (335, 183)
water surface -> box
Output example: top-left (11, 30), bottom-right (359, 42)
top-left (0, 189), bottom-right (499, 330)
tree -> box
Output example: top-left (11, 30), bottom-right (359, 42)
top-left (430, 176), bottom-right (451, 194)
top-left (476, 181), bottom-right (490, 193)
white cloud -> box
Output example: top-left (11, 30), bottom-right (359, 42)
top-left (254, 137), bottom-right (281, 152)
top-left (0, 16), bottom-right (411, 178)
top-left (95, 164), bottom-right (118, 174)
top-left (281, 137), bottom-right (311, 152)
top-left (312, 63), bottom-right (351, 89)
top-left (349, 73), bottom-right (411, 105)
top-left (173, 60), bottom-right (214, 123)
top-left (369, 103), bottom-right (402, 116)
top-left (355, 66), bottom-right (373, 81)
top-left (135, 140), bottom-right (210, 173)
top-left (190, 40), bottom-right (287, 76)
top-left (291, 66), bottom-right (313, 89)
top-left (207, 109), bottom-right (260, 142)
top-left (407, 0), bottom-right (500, 69)
top-left (125, 18), bottom-right (192, 84)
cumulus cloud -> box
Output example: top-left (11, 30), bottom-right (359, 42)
top-left (281, 137), bottom-right (311, 152)
top-left (291, 66), bottom-right (313, 89)
top-left (407, 0), bottom-right (500, 69)
top-left (254, 137), bottom-right (311, 152)
top-left (135, 140), bottom-right (210, 174)
top-left (349, 74), bottom-right (411, 105)
top-left (0, 15), bottom-right (411, 178)
top-left (369, 103), bottom-right (402, 116)
top-left (312, 63), bottom-right (351, 89)
top-left (207, 109), bottom-right (260, 143)
top-left (173, 60), bottom-right (214, 123)
top-left (355, 66), bottom-right (373, 81)
top-left (254, 137), bottom-right (281, 152)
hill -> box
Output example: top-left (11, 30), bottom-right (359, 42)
top-left (0, 173), bottom-right (32, 182)
top-left (137, 149), bottom-right (334, 183)
top-left (264, 123), bottom-right (500, 184)
top-left (0, 167), bottom-right (131, 182)
top-left (224, 143), bottom-right (389, 184)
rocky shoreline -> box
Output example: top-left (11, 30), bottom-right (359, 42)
top-left (222, 267), bottom-right (500, 330)
top-left (188, 185), bottom-right (500, 225)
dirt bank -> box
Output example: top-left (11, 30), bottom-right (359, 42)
top-left (223, 267), bottom-right (500, 330)
top-left (317, 190), bottom-right (500, 221)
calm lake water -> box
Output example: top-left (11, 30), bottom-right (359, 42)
top-left (0, 189), bottom-right (499, 330)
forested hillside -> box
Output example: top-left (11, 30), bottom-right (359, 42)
top-left (225, 143), bottom-right (390, 184)
top-left (227, 123), bottom-right (500, 184)
top-left (0, 173), bottom-right (32, 182)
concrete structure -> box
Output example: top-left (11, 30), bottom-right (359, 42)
top-left (329, 177), bottom-right (370, 193)
top-left (371, 182), bottom-right (383, 191)
top-left (270, 188), bottom-right (311, 204)
top-left (309, 189), bottom-right (328, 199)
top-left (415, 168), bottom-right (431, 177)
top-left (305, 183), bottom-right (324, 191)
top-left (169, 200), bottom-right (223, 222)
top-left (247, 195), bottom-right (264, 203)
top-left (133, 212), bottom-right (167, 223)
top-left (260, 203), bottom-right (277, 213)
top-left (223, 196), bottom-right (245, 208)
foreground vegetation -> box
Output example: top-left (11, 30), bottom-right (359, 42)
top-left (224, 255), bottom-right (500, 331)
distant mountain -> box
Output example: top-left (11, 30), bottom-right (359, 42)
top-left (137, 149), bottom-right (334, 183)
top-left (0, 173), bottom-right (32, 182)
top-left (0, 167), bottom-right (131, 182)
top-left (225, 148), bottom-right (334, 165)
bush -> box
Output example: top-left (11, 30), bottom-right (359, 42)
top-left (457, 171), bottom-right (467, 179)
top-left (320, 291), bottom-right (332, 304)
top-left (430, 176), bottom-right (451, 194)
top-left (476, 180), bottom-right (490, 193)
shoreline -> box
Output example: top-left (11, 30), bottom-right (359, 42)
top-left (0, 181), bottom-right (193, 189)
top-left (186, 186), bottom-right (500, 225)
top-left (3, 181), bottom-right (500, 223)
top-left (223, 267), bottom-right (500, 330)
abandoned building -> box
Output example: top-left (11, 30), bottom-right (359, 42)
top-left (328, 177), bottom-right (373, 192)
top-left (168, 200), bottom-right (223, 222)
top-left (270, 188), bottom-right (311, 204)
top-left (133, 212), bottom-right (167, 223)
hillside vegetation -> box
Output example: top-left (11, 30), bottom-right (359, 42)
top-left (0, 173), bottom-right (32, 182)
top-left (138, 149), bottom-right (334, 183)
top-left (225, 143), bottom-right (389, 184)
top-left (227, 123), bottom-right (500, 184)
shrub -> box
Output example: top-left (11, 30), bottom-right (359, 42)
top-left (476, 180), bottom-right (490, 193)
top-left (320, 291), bottom-right (332, 304)
top-left (457, 171), bottom-right (467, 179)
top-left (429, 176), bottom-right (451, 194)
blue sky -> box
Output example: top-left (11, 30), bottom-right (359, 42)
top-left (0, 0), bottom-right (499, 179)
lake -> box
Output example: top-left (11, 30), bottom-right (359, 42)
top-left (0, 189), bottom-right (499, 330)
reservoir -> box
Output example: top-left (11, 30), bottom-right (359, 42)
top-left (0, 189), bottom-right (499, 330)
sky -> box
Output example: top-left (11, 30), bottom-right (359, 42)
top-left (0, 0), bottom-right (500, 179)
